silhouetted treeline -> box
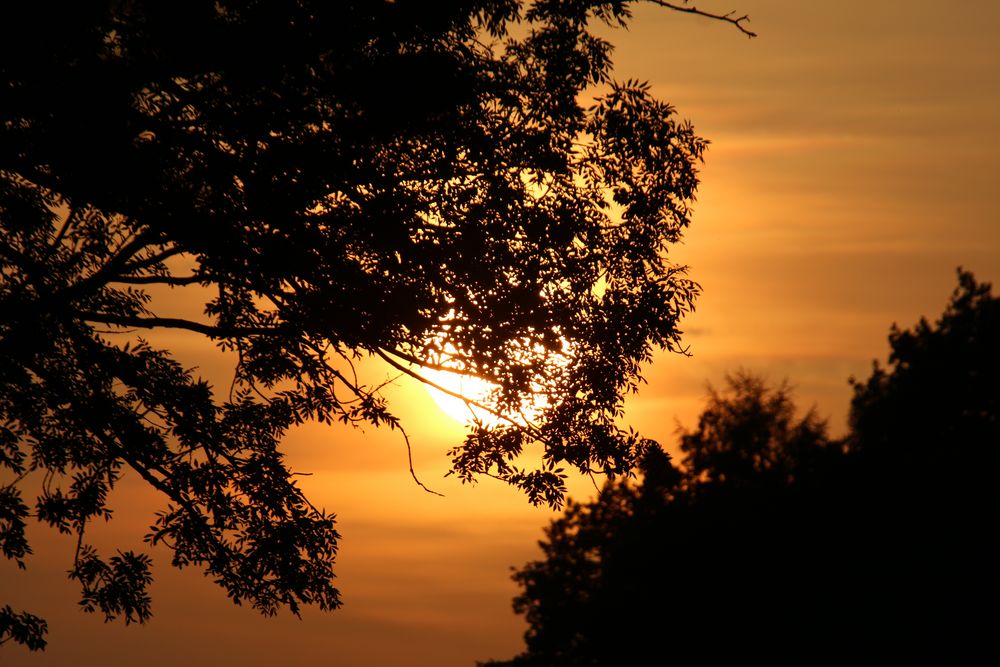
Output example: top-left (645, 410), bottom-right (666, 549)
top-left (485, 269), bottom-right (999, 665)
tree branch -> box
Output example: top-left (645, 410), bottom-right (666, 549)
top-left (377, 344), bottom-right (482, 375)
top-left (375, 347), bottom-right (544, 439)
top-left (46, 201), bottom-right (77, 256)
top-left (121, 246), bottom-right (187, 274)
top-left (85, 229), bottom-right (158, 283)
top-left (649, 0), bottom-right (756, 38)
top-left (110, 274), bottom-right (204, 286)
top-left (61, 228), bottom-right (164, 300)
top-left (397, 424), bottom-right (445, 497)
top-left (77, 311), bottom-right (278, 338)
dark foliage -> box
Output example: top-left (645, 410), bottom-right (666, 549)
top-left (488, 270), bottom-right (999, 665)
top-left (0, 606), bottom-right (47, 651)
top-left (0, 0), bottom-right (747, 651)
top-left (849, 269), bottom-right (999, 471)
top-left (679, 371), bottom-right (836, 488)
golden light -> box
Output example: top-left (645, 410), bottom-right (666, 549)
top-left (419, 340), bottom-right (571, 428)
top-left (421, 366), bottom-right (505, 426)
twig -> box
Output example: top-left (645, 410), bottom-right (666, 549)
top-left (648, 0), bottom-right (756, 38)
top-left (397, 424), bottom-right (445, 497)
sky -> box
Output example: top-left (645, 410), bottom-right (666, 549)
top-left (4, 2), bottom-right (1000, 665)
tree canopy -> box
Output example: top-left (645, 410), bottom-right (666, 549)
top-left (488, 269), bottom-right (999, 665)
top-left (0, 0), bottom-right (754, 651)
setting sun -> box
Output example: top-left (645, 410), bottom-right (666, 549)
top-left (422, 366), bottom-right (502, 426)
top-left (420, 348), bottom-right (563, 428)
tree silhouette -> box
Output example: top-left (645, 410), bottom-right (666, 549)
top-left (849, 269), bottom-right (999, 469)
top-left (843, 268), bottom-right (999, 657)
top-left (0, 0), bottom-right (754, 651)
top-left (487, 270), bottom-right (999, 665)
top-left (484, 376), bottom-right (839, 666)
top-left (679, 371), bottom-right (835, 488)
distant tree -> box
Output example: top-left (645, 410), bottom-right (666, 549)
top-left (0, 0), bottom-right (754, 651)
top-left (488, 270), bottom-right (1000, 665)
top-left (849, 268), bottom-right (999, 470)
top-left (679, 370), bottom-right (834, 488)
top-left (485, 375), bottom-right (839, 666)
top-left (844, 268), bottom-right (999, 653)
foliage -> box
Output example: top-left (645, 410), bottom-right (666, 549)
top-left (849, 269), bottom-right (1000, 468)
top-left (679, 370), bottom-right (834, 487)
top-left (0, 606), bottom-right (47, 652)
top-left (488, 270), bottom-right (999, 665)
top-left (0, 0), bottom-right (750, 651)
top-left (485, 376), bottom-right (838, 665)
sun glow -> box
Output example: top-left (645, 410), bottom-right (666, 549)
top-left (419, 340), bottom-right (571, 428)
top-left (422, 367), bottom-right (507, 426)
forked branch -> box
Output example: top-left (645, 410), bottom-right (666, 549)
top-left (649, 0), bottom-right (756, 38)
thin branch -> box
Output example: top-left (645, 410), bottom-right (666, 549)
top-left (119, 245), bottom-right (187, 275)
top-left (70, 229), bottom-right (157, 294)
top-left (245, 377), bottom-right (273, 404)
top-left (300, 339), bottom-right (381, 409)
top-left (587, 470), bottom-right (601, 493)
top-left (381, 344), bottom-right (487, 376)
top-left (46, 202), bottom-right (78, 256)
top-left (77, 311), bottom-right (278, 338)
top-left (72, 519), bottom-right (86, 570)
top-left (397, 424), bottom-right (444, 497)
top-left (1, 468), bottom-right (31, 489)
top-left (376, 348), bottom-right (495, 415)
top-left (375, 347), bottom-right (544, 439)
top-left (648, 0), bottom-right (756, 38)
top-left (92, 327), bottom-right (138, 335)
top-left (110, 274), bottom-right (204, 286)
top-left (229, 347), bottom-right (245, 403)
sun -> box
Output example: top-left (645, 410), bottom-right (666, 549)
top-left (418, 340), bottom-right (571, 428)
top-left (421, 366), bottom-right (505, 426)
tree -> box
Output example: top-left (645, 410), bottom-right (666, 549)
top-left (844, 269), bottom-right (999, 653)
top-left (679, 370), bottom-right (835, 488)
top-left (0, 0), bottom-right (753, 651)
top-left (488, 270), bottom-right (999, 665)
top-left (849, 268), bottom-right (999, 473)
top-left (485, 375), bottom-right (840, 666)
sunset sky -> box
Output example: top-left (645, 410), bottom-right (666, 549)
top-left (4, 2), bottom-right (1000, 665)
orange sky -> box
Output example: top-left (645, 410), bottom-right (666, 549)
top-left (4, 2), bottom-right (1000, 665)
